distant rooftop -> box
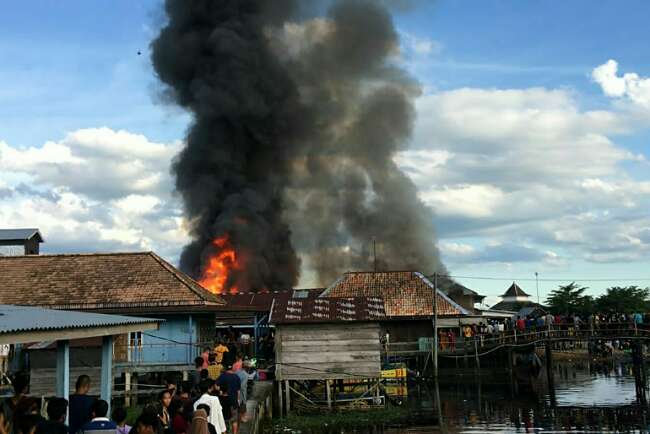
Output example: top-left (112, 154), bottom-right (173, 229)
top-left (320, 271), bottom-right (469, 317)
top-left (502, 282), bottom-right (530, 298)
top-left (0, 228), bottom-right (43, 242)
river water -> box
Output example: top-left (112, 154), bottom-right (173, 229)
top-left (390, 359), bottom-right (650, 433)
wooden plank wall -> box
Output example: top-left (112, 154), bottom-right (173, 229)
top-left (29, 367), bottom-right (101, 397)
top-left (276, 322), bottom-right (381, 380)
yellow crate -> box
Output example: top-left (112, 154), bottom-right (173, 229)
top-left (381, 368), bottom-right (407, 378)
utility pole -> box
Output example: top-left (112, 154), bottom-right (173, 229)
top-left (535, 272), bottom-right (540, 305)
top-left (432, 272), bottom-right (439, 378)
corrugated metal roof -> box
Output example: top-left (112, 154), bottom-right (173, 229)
top-left (0, 304), bottom-right (162, 335)
top-left (219, 288), bottom-right (324, 312)
top-left (0, 228), bottom-right (43, 242)
top-left (270, 297), bottom-right (386, 324)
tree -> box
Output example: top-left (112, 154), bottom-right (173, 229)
top-left (545, 282), bottom-right (594, 316)
top-left (595, 286), bottom-right (650, 314)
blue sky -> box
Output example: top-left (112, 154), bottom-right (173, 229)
top-left (2, 1), bottom-right (650, 305)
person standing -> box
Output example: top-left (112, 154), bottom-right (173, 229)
top-left (206, 356), bottom-right (222, 381)
top-left (0, 371), bottom-right (30, 433)
top-left (157, 390), bottom-right (172, 434)
top-left (78, 400), bottom-right (116, 434)
top-left (68, 375), bottom-right (96, 434)
top-left (217, 364), bottom-right (241, 434)
top-left (234, 363), bottom-right (248, 424)
top-left (193, 380), bottom-right (226, 434)
top-left (111, 408), bottom-right (131, 434)
top-left (213, 342), bottom-right (228, 366)
top-left (187, 410), bottom-right (209, 434)
top-left (36, 398), bottom-right (69, 434)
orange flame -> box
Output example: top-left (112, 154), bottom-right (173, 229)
top-left (198, 235), bottom-right (240, 295)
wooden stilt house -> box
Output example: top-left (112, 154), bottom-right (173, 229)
top-left (270, 296), bottom-right (387, 412)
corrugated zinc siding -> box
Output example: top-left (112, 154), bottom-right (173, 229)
top-left (275, 322), bottom-right (382, 380)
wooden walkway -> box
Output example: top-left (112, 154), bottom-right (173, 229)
top-left (384, 324), bottom-right (650, 359)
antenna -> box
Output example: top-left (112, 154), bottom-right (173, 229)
top-left (373, 238), bottom-right (377, 272)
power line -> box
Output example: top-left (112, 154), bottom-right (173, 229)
top-left (437, 274), bottom-right (650, 283)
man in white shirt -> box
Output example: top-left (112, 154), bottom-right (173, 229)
top-left (194, 379), bottom-right (227, 434)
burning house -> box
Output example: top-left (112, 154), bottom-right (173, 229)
top-left (151, 0), bottom-right (449, 297)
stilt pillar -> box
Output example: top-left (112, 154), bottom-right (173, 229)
top-left (284, 380), bottom-right (291, 414)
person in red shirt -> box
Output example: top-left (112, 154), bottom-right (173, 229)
top-left (516, 317), bottom-right (525, 331)
top-left (201, 347), bottom-right (211, 369)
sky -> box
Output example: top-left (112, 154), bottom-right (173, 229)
top-left (1, 0), bottom-right (650, 306)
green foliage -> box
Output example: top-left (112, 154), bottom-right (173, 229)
top-left (595, 286), bottom-right (650, 314)
top-left (268, 406), bottom-right (410, 433)
top-left (545, 282), bottom-right (594, 316)
top-left (545, 283), bottom-right (650, 315)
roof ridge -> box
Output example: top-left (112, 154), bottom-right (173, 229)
top-left (0, 251), bottom-right (151, 259)
top-left (146, 252), bottom-right (225, 305)
top-left (344, 270), bottom-right (419, 274)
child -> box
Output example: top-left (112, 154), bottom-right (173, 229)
top-left (111, 407), bottom-right (131, 434)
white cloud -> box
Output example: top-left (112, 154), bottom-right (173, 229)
top-left (400, 31), bottom-right (443, 56)
top-left (0, 128), bottom-right (188, 259)
top-left (592, 59), bottom-right (650, 107)
top-left (395, 81), bottom-right (650, 266)
top-left (0, 127), bottom-right (179, 200)
top-left (419, 184), bottom-right (505, 218)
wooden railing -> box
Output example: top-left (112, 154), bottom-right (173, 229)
top-left (383, 322), bottom-right (650, 356)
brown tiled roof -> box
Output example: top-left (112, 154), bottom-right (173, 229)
top-left (321, 271), bottom-right (468, 318)
top-left (0, 252), bottom-right (225, 311)
top-left (502, 282), bottom-right (530, 298)
top-left (270, 297), bottom-right (386, 324)
top-left (219, 288), bottom-right (324, 312)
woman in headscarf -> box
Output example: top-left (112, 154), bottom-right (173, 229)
top-left (188, 410), bottom-right (209, 434)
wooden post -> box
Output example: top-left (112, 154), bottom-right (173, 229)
top-left (284, 380), bottom-right (291, 414)
top-left (124, 371), bottom-right (132, 407)
top-left (375, 379), bottom-right (381, 406)
top-left (326, 380), bottom-right (332, 409)
top-left (434, 378), bottom-right (444, 430)
top-left (545, 340), bottom-right (554, 386)
top-left (277, 380), bottom-right (283, 417)
top-left (430, 273), bottom-right (439, 378)
top-left (474, 337), bottom-right (480, 369)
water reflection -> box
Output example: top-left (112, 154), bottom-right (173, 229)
top-left (405, 360), bottom-right (650, 433)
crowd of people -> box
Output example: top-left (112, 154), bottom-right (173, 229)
top-left (438, 312), bottom-right (650, 351)
top-left (0, 335), bottom-right (266, 434)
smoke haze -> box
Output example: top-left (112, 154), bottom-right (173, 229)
top-left (151, 0), bottom-right (445, 292)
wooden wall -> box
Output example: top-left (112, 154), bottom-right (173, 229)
top-left (275, 322), bottom-right (381, 380)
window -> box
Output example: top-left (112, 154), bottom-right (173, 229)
top-left (129, 331), bottom-right (142, 348)
top-left (293, 289), bottom-right (310, 299)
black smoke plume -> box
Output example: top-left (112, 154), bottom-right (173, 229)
top-left (152, 0), bottom-right (445, 292)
